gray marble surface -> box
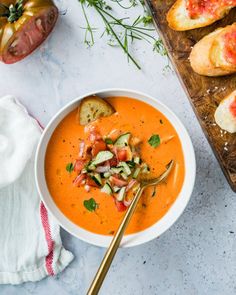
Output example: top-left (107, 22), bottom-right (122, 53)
top-left (0, 0), bottom-right (236, 294)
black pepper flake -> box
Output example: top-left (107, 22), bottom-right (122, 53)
top-left (229, 231), bottom-right (234, 234)
top-left (160, 119), bottom-right (163, 124)
top-left (62, 139), bottom-right (66, 143)
top-left (143, 261), bottom-right (146, 264)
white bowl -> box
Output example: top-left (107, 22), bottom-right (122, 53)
top-left (35, 89), bottom-right (196, 248)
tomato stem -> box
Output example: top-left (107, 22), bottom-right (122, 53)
top-left (0, 0), bottom-right (24, 23)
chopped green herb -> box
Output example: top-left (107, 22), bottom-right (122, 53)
top-left (79, 0), bottom-right (161, 69)
top-left (153, 38), bottom-right (167, 56)
top-left (66, 162), bottom-right (74, 173)
top-left (141, 15), bottom-right (153, 26)
top-left (105, 138), bottom-right (113, 144)
top-left (83, 198), bottom-right (98, 212)
top-left (148, 134), bottom-right (161, 148)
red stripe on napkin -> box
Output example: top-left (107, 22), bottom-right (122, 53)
top-left (40, 202), bottom-right (55, 276)
top-left (34, 115), bottom-right (54, 275)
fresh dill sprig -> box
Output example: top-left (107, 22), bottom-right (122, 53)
top-left (153, 38), bottom-right (167, 56)
top-left (80, 2), bottom-right (96, 46)
top-left (141, 15), bottom-right (153, 26)
top-left (79, 0), bottom-right (168, 69)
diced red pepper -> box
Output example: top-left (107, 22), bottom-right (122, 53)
top-left (115, 200), bottom-right (127, 212)
top-left (110, 176), bottom-right (128, 187)
top-left (73, 174), bottom-right (86, 186)
top-left (113, 146), bottom-right (132, 162)
top-left (74, 159), bottom-right (86, 174)
top-left (117, 148), bottom-right (127, 161)
top-left (86, 176), bottom-right (100, 187)
top-left (92, 140), bottom-right (107, 157)
top-left (109, 157), bottom-right (118, 167)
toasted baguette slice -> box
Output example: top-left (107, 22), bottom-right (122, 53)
top-left (78, 95), bottom-right (115, 125)
top-left (167, 0), bottom-right (233, 31)
top-left (215, 90), bottom-right (236, 133)
top-left (210, 24), bottom-right (236, 72)
top-left (190, 23), bottom-right (236, 76)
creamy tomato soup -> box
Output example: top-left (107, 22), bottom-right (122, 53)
top-left (45, 97), bottom-right (185, 235)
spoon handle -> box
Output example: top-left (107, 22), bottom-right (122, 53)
top-left (87, 186), bottom-right (144, 295)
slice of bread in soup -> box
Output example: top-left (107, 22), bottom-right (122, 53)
top-left (78, 96), bottom-right (115, 125)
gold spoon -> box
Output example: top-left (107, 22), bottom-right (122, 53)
top-left (87, 160), bottom-right (174, 295)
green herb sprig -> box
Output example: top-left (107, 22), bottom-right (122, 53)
top-left (66, 162), bottom-right (74, 173)
top-left (79, 0), bottom-right (167, 69)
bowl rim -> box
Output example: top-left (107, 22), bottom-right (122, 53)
top-left (35, 88), bottom-right (196, 248)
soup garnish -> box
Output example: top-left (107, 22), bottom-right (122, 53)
top-left (67, 125), bottom-right (154, 212)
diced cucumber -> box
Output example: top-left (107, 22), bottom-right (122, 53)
top-left (133, 167), bottom-right (141, 179)
top-left (134, 157), bottom-right (140, 164)
top-left (86, 163), bottom-right (96, 171)
top-left (114, 132), bottom-right (131, 147)
top-left (121, 172), bottom-right (128, 180)
top-left (117, 187), bottom-right (126, 201)
top-left (91, 173), bottom-right (102, 186)
top-left (81, 168), bottom-right (88, 174)
top-left (119, 162), bottom-right (131, 175)
top-left (101, 182), bottom-right (112, 195)
top-left (93, 151), bottom-right (114, 165)
top-left (103, 171), bottom-right (111, 178)
top-left (127, 160), bottom-right (136, 168)
top-left (111, 167), bottom-right (123, 174)
top-left (141, 163), bottom-right (150, 174)
top-left (113, 186), bottom-right (121, 193)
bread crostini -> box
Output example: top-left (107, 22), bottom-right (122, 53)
top-left (167, 0), bottom-right (236, 31)
top-left (190, 23), bottom-right (236, 76)
top-left (77, 96), bottom-right (115, 125)
top-left (215, 90), bottom-right (236, 133)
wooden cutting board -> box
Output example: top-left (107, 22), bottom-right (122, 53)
top-left (145, 0), bottom-right (236, 191)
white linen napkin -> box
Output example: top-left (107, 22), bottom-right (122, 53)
top-left (0, 95), bottom-right (74, 285)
